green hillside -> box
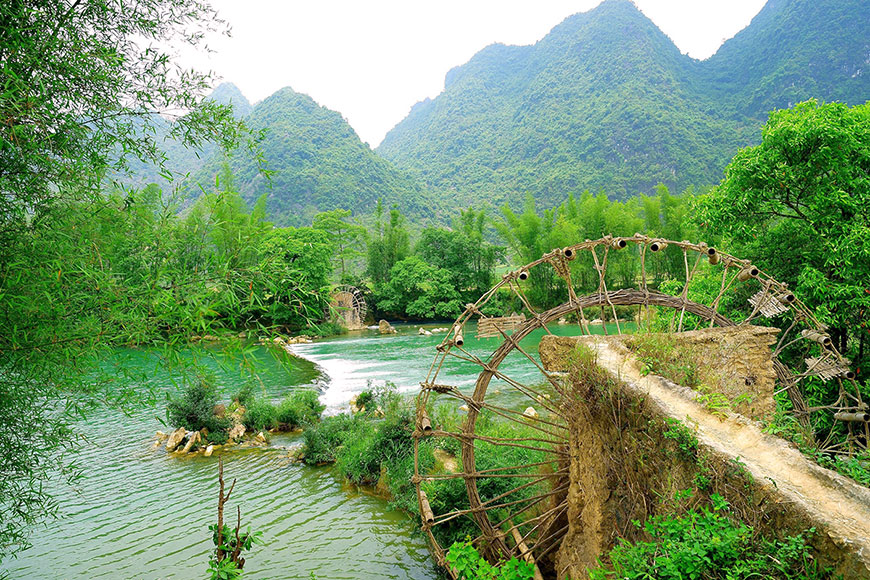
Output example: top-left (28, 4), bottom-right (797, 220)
top-left (377, 0), bottom-right (869, 208)
top-left (201, 87), bottom-right (432, 225)
top-left (124, 0), bottom-right (869, 220)
top-left (118, 83), bottom-right (252, 189)
top-left (703, 0), bottom-right (870, 117)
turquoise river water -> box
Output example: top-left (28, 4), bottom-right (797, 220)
top-left (5, 321), bottom-right (622, 579)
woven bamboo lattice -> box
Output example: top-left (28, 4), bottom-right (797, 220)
top-left (412, 234), bottom-right (865, 577)
top-left (477, 313), bottom-right (526, 338)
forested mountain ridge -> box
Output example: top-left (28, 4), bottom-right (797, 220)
top-left (118, 83), bottom-right (252, 189)
top-left (199, 87), bottom-right (433, 226)
top-left (703, 0), bottom-right (870, 117)
top-left (208, 82), bottom-right (253, 118)
top-left (128, 0), bottom-right (868, 222)
top-left (378, 0), bottom-right (869, 209)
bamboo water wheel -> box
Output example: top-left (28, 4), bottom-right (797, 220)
top-left (413, 235), bottom-right (864, 575)
top-left (330, 285), bottom-right (367, 330)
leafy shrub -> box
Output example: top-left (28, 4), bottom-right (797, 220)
top-left (446, 540), bottom-right (534, 580)
top-left (275, 390), bottom-right (325, 429)
top-left (589, 495), bottom-right (833, 580)
top-left (243, 398), bottom-right (277, 432)
top-left (336, 409), bottom-right (415, 485)
top-left (662, 418), bottom-right (699, 462)
top-left (355, 390), bottom-right (374, 411)
top-left (167, 380), bottom-right (232, 442)
top-left (302, 414), bottom-right (365, 465)
top-left (234, 383), bottom-right (255, 407)
top-left (628, 332), bottom-right (701, 390)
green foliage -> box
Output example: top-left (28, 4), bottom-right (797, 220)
top-left (355, 390), bottom-right (375, 411)
top-left (495, 188), bottom-right (694, 309)
top-left (445, 541), bottom-right (535, 580)
top-left (589, 496), bottom-right (833, 580)
top-left (312, 209), bottom-right (367, 279)
top-left (370, 206), bottom-right (504, 320)
top-left (336, 409), bottom-right (415, 485)
top-left (378, 0), bottom-right (865, 211)
top-left (200, 89), bottom-right (432, 225)
top-left (166, 380), bottom-right (232, 443)
top-left (805, 451), bottom-right (870, 488)
top-left (375, 256), bottom-right (463, 320)
top-left (628, 333), bottom-right (701, 390)
top-left (301, 414), bottom-right (366, 465)
top-left (0, 0), bottom-right (256, 555)
top-left (242, 398), bottom-right (277, 433)
top-left (367, 203), bottom-right (411, 285)
top-left (234, 384), bottom-right (256, 408)
top-left (207, 524), bottom-right (263, 579)
top-left (416, 210), bottom-right (505, 300)
top-left (697, 99), bottom-right (870, 439)
top-left (662, 418), bottom-right (699, 463)
top-left (274, 390), bottom-right (326, 429)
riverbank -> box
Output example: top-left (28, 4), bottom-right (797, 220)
top-left (3, 345), bottom-right (437, 580)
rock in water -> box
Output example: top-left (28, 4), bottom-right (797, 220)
top-left (154, 431), bottom-right (168, 441)
top-left (180, 431), bottom-right (200, 454)
top-left (228, 423), bottom-right (246, 441)
top-left (523, 406), bottom-right (539, 419)
top-left (255, 431), bottom-right (267, 444)
top-left (165, 427), bottom-right (187, 452)
top-left (204, 444), bottom-right (214, 457)
top-left (379, 320), bottom-right (396, 334)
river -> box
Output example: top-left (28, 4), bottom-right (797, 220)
top-left (4, 321), bottom-right (620, 579)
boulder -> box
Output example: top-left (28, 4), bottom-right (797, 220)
top-left (228, 423), bottom-right (246, 441)
top-left (154, 430), bottom-right (168, 442)
top-left (204, 444), bottom-right (214, 457)
top-left (165, 427), bottom-right (187, 452)
top-left (523, 406), bottom-right (539, 419)
top-left (180, 431), bottom-right (201, 454)
top-left (378, 320), bottom-right (396, 334)
top-left (255, 431), bottom-right (267, 444)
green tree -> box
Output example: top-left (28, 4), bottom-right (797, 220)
top-left (253, 227), bottom-right (334, 329)
top-left (375, 256), bottom-right (462, 320)
top-left (416, 210), bottom-right (504, 302)
top-left (312, 209), bottom-right (367, 279)
top-left (0, 0), bottom-right (246, 560)
top-left (697, 100), bottom-right (870, 375)
top-left (366, 202), bottom-right (410, 285)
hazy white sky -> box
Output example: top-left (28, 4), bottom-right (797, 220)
top-left (191, 0), bottom-right (767, 146)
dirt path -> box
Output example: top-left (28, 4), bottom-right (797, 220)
top-left (581, 336), bottom-right (870, 572)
